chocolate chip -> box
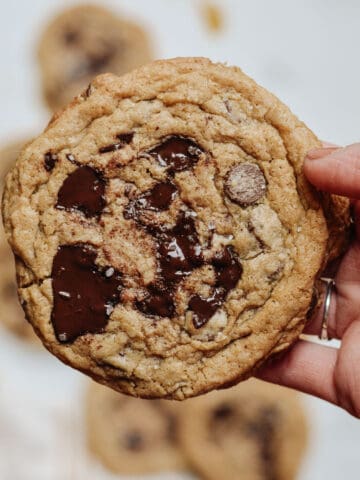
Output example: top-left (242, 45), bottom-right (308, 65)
top-left (157, 213), bottom-right (204, 283)
top-left (125, 182), bottom-right (177, 218)
top-left (137, 285), bottom-right (175, 318)
top-left (246, 407), bottom-right (278, 480)
top-left (117, 132), bottom-right (134, 144)
top-left (225, 163), bottom-right (266, 206)
top-left (51, 244), bottom-right (122, 343)
top-left (124, 431), bottom-right (144, 451)
top-left (56, 166), bottom-right (106, 218)
top-left (166, 414), bottom-right (178, 443)
top-left (44, 152), bottom-right (58, 172)
top-left (63, 30), bottom-right (79, 44)
top-left (99, 143), bottom-right (124, 154)
top-left (123, 136), bottom-right (242, 325)
top-left (66, 46), bottom-right (116, 84)
top-left (212, 403), bottom-right (234, 420)
top-left (99, 132), bottom-right (134, 153)
top-left (87, 46), bottom-right (116, 73)
top-left (148, 136), bottom-right (203, 174)
top-left (84, 83), bottom-right (93, 98)
top-left (213, 247), bottom-right (243, 291)
top-left (133, 212), bottom-right (204, 318)
top-left (189, 247), bottom-right (242, 328)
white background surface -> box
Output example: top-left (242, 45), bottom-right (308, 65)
top-left (0, 1), bottom-right (360, 479)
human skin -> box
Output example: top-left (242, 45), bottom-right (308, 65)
top-left (257, 144), bottom-right (360, 418)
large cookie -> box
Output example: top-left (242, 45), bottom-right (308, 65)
top-left (86, 382), bottom-right (186, 474)
top-left (38, 4), bottom-right (153, 111)
top-left (0, 139), bottom-right (37, 342)
top-left (2, 58), bottom-right (348, 399)
top-left (177, 379), bottom-right (308, 480)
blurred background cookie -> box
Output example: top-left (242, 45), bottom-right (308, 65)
top-left (0, 139), bottom-right (37, 343)
top-left (38, 4), bottom-right (154, 112)
top-left (86, 382), bottom-right (187, 475)
top-left (86, 379), bottom-right (307, 479)
top-left (177, 379), bottom-right (308, 480)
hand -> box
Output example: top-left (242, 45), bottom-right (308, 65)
top-left (257, 143), bottom-right (360, 418)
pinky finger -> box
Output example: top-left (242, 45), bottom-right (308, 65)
top-left (256, 340), bottom-right (339, 406)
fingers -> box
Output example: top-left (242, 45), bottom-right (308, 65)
top-left (303, 280), bottom-right (337, 337)
top-left (334, 320), bottom-right (360, 417)
top-left (304, 240), bottom-right (360, 339)
top-left (256, 340), bottom-right (339, 405)
top-left (304, 143), bottom-right (360, 199)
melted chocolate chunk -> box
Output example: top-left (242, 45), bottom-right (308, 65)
top-left (44, 152), bottom-right (58, 172)
top-left (125, 182), bottom-right (177, 218)
top-left (189, 247), bottom-right (242, 328)
top-left (124, 431), bottom-right (144, 451)
top-left (99, 132), bottom-right (134, 153)
top-left (99, 143), bottom-right (124, 154)
top-left (148, 136), bottom-right (203, 174)
top-left (157, 213), bottom-right (203, 283)
top-left (51, 244), bottom-right (122, 343)
top-left (124, 136), bottom-right (241, 326)
top-left (56, 166), bottom-right (106, 217)
top-left (117, 132), bottom-right (134, 144)
top-left (213, 247), bottom-right (243, 291)
top-left (189, 292), bottom-right (223, 329)
top-left (137, 285), bottom-right (175, 318)
top-left (225, 163), bottom-right (266, 206)
top-left (135, 213), bottom-right (204, 317)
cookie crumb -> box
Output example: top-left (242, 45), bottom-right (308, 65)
top-left (200, 2), bottom-right (224, 33)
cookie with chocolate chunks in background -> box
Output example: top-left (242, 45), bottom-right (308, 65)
top-left (177, 379), bottom-right (308, 480)
top-left (0, 138), bottom-right (39, 343)
top-left (38, 4), bottom-right (153, 112)
top-left (2, 58), bottom-right (349, 399)
top-left (86, 382), bottom-right (187, 475)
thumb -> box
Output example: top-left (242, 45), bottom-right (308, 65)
top-left (304, 143), bottom-right (360, 199)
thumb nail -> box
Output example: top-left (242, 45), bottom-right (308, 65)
top-left (306, 146), bottom-right (340, 161)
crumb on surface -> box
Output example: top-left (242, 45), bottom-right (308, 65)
top-left (200, 1), bottom-right (224, 33)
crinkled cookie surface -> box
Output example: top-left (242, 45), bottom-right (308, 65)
top-left (3, 58), bottom-right (334, 399)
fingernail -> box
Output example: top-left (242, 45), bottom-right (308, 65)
top-left (306, 146), bottom-right (340, 160)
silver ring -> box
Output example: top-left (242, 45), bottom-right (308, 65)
top-left (319, 277), bottom-right (336, 340)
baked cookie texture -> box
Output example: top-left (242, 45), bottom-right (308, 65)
top-left (2, 58), bottom-right (349, 399)
top-left (0, 139), bottom-right (37, 342)
top-left (86, 382), bottom-right (187, 474)
top-left (38, 4), bottom-right (153, 112)
top-left (177, 379), bottom-right (308, 480)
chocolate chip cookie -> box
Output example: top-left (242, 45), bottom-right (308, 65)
top-left (38, 5), bottom-right (153, 111)
top-left (86, 382), bottom-right (186, 474)
top-left (0, 139), bottom-right (37, 342)
top-left (177, 379), bottom-right (307, 480)
top-left (2, 58), bottom-right (349, 399)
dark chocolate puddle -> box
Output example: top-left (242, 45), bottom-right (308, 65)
top-left (124, 136), bottom-right (242, 327)
top-left (52, 244), bottom-right (122, 343)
